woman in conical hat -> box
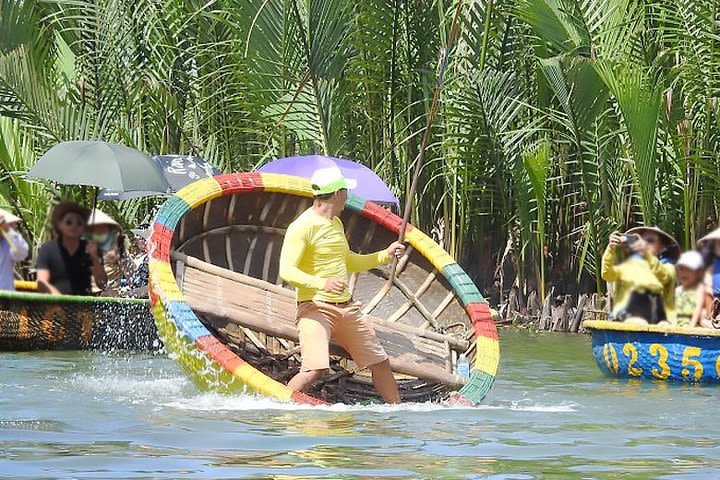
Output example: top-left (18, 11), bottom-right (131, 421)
top-left (86, 209), bottom-right (129, 295)
top-left (0, 207), bottom-right (29, 291)
top-left (602, 226), bottom-right (678, 325)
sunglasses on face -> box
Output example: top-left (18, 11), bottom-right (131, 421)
top-left (63, 216), bottom-right (85, 227)
top-left (643, 235), bottom-right (659, 243)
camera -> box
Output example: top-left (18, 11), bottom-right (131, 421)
top-left (623, 234), bottom-right (639, 245)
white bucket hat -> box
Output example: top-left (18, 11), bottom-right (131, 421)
top-left (676, 251), bottom-right (705, 270)
top-left (310, 165), bottom-right (357, 196)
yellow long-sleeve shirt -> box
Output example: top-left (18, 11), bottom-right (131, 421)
top-left (601, 245), bottom-right (676, 321)
top-left (279, 208), bottom-right (390, 302)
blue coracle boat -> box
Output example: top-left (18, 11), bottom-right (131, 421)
top-left (584, 320), bottom-right (720, 383)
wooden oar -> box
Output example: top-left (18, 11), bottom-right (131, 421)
top-left (387, 0), bottom-right (466, 286)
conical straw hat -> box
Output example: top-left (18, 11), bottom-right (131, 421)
top-left (87, 209), bottom-right (121, 229)
top-left (699, 227), bottom-right (720, 245)
top-left (0, 207), bottom-right (21, 224)
top-left (625, 226), bottom-right (681, 262)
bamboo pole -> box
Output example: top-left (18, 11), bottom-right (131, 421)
top-left (388, 0), bottom-right (467, 286)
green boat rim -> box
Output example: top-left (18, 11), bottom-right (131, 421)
top-left (0, 290), bottom-right (149, 305)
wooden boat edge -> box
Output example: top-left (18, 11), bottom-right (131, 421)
top-left (583, 320), bottom-right (720, 338)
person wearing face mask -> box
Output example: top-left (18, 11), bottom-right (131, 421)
top-left (36, 203), bottom-right (107, 295)
top-left (697, 228), bottom-right (720, 326)
top-left (86, 209), bottom-right (130, 294)
top-left (602, 227), bottom-right (681, 325)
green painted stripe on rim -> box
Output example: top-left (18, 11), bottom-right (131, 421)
top-left (458, 369), bottom-right (495, 403)
top-left (441, 263), bottom-right (485, 306)
top-left (344, 193), bottom-right (366, 213)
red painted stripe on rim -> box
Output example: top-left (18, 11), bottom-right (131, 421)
top-left (466, 303), bottom-right (498, 340)
top-left (360, 200), bottom-right (413, 235)
top-left (150, 223), bottom-right (174, 261)
top-left (215, 172), bottom-right (264, 194)
top-left (291, 390), bottom-right (329, 406)
top-left (195, 335), bottom-right (245, 372)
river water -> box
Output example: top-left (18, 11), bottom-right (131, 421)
top-left (1, 329), bottom-right (718, 479)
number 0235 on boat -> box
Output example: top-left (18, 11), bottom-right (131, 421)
top-left (584, 320), bottom-right (720, 383)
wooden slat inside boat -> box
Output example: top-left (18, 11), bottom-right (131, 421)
top-left (149, 173), bottom-right (499, 405)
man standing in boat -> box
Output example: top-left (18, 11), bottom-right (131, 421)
top-left (279, 165), bottom-right (405, 403)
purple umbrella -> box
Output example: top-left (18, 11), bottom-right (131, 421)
top-left (257, 155), bottom-right (400, 211)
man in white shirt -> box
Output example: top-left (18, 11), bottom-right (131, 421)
top-left (0, 208), bottom-right (29, 291)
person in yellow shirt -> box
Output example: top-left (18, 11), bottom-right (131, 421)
top-left (279, 165), bottom-right (405, 403)
top-left (602, 227), bottom-right (679, 325)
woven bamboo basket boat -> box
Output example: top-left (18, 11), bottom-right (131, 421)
top-left (0, 287), bottom-right (158, 351)
top-left (584, 320), bottom-right (720, 383)
top-left (149, 172), bottom-right (499, 405)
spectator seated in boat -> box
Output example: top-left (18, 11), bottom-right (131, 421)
top-left (602, 227), bottom-right (680, 325)
top-left (125, 225), bottom-right (149, 298)
top-left (0, 208), bottom-right (29, 291)
top-left (87, 209), bottom-right (131, 295)
top-left (673, 251), bottom-right (706, 328)
top-left (279, 165), bottom-right (405, 403)
top-left (698, 227), bottom-right (720, 327)
top-left (36, 203), bottom-right (107, 296)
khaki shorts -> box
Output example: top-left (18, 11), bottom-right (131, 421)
top-left (296, 300), bottom-right (388, 371)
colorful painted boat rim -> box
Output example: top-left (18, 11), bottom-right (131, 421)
top-left (149, 172), bottom-right (499, 405)
top-left (584, 320), bottom-right (720, 383)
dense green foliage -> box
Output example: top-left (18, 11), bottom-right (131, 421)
top-left (1, 0), bottom-right (718, 298)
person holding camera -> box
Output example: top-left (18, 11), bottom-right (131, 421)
top-left (36, 203), bottom-right (107, 295)
top-left (602, 227), bottom-right (680, 325)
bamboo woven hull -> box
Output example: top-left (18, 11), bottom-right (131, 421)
top-left (0, 290), bottom-right (159, 351)
top-left (584, 320), bottom-right (720, 383)
top-left (149, 173), bottom-right (500, 405)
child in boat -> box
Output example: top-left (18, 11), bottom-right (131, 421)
top-left (602, 227), bottom-right (680, 325)
top-left (0, 208), bottom-right (29, 291)
top-left (673, 251), bottom-right (705, 328)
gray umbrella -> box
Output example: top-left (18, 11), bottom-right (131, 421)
top-left (28, 141), bottom-right (168, 192)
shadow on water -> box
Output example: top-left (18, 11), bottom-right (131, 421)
top-left (1, 329), bottom-right (720, 479)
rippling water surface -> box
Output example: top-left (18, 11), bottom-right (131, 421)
top-left (2, 330), bottom-right (719, 479)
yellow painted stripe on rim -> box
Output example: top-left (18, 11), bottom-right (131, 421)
top-left (583, 320), bottom-right (720, 337)
top-left (149, 260), bottom-right (184, 301)
top-left (233, 363), bottom-right (294, 402)
top-left (175, 177), bottom-right (223, 209)
top-left (473, 335), bottom-right (500, 376)
top-left (259, 173), bottom-right (314, 198)
top-left (404, 228), bottom-right (455, 271)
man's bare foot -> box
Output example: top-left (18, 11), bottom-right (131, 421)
top-left (442, 391), bottom-right (473, 407)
